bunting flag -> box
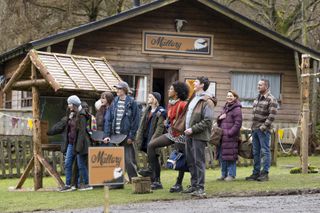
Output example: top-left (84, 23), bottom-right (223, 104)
top-left (290, 127), bottom-right (298, 139)
top-left (27, 119), bottom-right (33, 130)
top-left (278, 129), bottom-right (284, 140)
top-left (11, 117), bottom-right (19, 128)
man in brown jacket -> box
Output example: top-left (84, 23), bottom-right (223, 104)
top-left (183, 76), bottom-right (216, 198)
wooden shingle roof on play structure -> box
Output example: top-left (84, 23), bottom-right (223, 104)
top-left (3, 49), bottom-right (122, 96)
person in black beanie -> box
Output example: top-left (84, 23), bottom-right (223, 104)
top-left (135, 92), bottom-right (166, 189)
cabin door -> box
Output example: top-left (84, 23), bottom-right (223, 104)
top-left (152, 69), bottom-right (179, 107)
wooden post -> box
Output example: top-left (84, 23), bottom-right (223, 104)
top-left (32, 64), bottom-right (43, 190)
top-left (311, 61), bottom-right (319, 135)
top-left (300, 54), bottom-right (310, 174)
top-left (104, 185), bottom-right (109, 213)
top-left (271, 129), bottom-right (277, 166)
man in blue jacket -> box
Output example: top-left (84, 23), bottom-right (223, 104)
top-left (103, 81), bottom-right (141, 182)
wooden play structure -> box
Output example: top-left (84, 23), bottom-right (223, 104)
top-left (2, 49), bottom-right (122, 190)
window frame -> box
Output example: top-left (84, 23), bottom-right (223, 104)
top-left (230, 71), bottom-right (282, 108)
top-left (21, 91), bottom-right (32, 108)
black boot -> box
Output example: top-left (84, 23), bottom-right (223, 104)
top-left (169, 183), bottom-right (183, 193)
top-left (169, 176), bottom-right (183, 193)
top-left (151, 177), bottom-right (163, 190)
top-left (138, 167), bottom-right (153, 177)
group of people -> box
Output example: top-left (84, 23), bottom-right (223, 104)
top-left (49, 76), bottom-right (278, 197)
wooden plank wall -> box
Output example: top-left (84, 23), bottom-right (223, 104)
top-left (66, 1), bottom-right (299, 126)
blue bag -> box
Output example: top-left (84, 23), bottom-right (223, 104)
top-left (166, 150), bottom-right (189, 172)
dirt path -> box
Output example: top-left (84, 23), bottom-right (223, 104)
top-left (39, 193), bottom-right (320, 213)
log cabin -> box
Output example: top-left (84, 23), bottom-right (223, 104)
top-left (0, 0), bottom-right (319, 137)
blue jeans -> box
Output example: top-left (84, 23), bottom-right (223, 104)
top-left (64, 144), bottom-right (75, 186)
top-left (220, 160), bottom-right (237, 177)
top-left (218, 146), bottom-right (236, 177)
top-left (77, 154), bottom-right (89, 185)
top-left (252, 129), bottom-right (271, 174)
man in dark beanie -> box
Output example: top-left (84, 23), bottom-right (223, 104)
top-left (135, 92), bottom-right (166, 189)
top-left (103, 81), bottom-right (141, 182)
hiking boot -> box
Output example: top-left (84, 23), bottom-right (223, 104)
top-left (216, 176), bottom-right (226, 181)
top-left (245, 173), bottom-right (260, 181)
top-left (224, 176), bottom-right (235, 182)
top-left (257, 171), bottom-right (269, 182)
top-left (78, 184), bottom-right (93, 191)
top-left (151, 182), bottom-right (163, 190)
top-left (169, 184), bottom-right (183, 193)
top-left (138, 168), bottom-right (153, 177)
top-left (59, 185), bottom-right (76, 192)
top-left (191, 188), bottom-right (207, 198)
top-left (181, 185), bottom-right (196, 194)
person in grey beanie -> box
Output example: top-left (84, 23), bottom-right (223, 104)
top-left (48, 95), bottom-right (92, 191)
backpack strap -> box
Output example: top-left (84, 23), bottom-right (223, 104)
top-left (175, 102), bottom-right (181, 122)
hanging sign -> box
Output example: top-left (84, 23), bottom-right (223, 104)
top-left (143, 31), bottom-right (213, 57)
top-left (88, 147), bottom-right (125, 186)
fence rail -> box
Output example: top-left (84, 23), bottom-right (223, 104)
top-left (0, 136), bottom-right (64, 179)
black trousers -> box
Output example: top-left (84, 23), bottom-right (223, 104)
top-left (147, 134), bottom-right (185, 183)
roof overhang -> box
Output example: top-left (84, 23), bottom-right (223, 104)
top-left (0, 0), bottom-right (319, 63)
top-left (2, 50), bottom-right (122, 98)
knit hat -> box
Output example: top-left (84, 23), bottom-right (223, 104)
top-left (67, 95), bottom-right (81, 106)
top-left (151, 92), bottom-right (161, 104)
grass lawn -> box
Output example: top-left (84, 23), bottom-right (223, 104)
top-left (1, 156), bottom-right (320, 213)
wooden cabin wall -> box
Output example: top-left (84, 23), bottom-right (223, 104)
top-left (3, 1), bottom-right (299, 125)
top-left (3, 55), bottom-right (25, 78)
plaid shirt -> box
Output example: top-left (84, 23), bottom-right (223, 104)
top-left (252, 91), bottom-right (278, 131)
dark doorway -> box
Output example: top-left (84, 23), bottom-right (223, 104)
top-left (152, 69), bottom-right (179, 107)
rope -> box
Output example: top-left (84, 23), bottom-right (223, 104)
top-left (301, 73), bottom-right (320, 77)
top-left (278, 138), bottom-right (295, 154)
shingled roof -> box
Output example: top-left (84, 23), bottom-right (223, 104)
top-left (3, 50), bottom-right (122, 96)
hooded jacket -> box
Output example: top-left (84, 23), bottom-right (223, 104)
top-left (217, 101), bottom-right (242, 161)
top-left (187, 92), bottom-right (217, 142)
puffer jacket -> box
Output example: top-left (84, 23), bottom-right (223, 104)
top-left (217, 101), bottom-right (242, 161)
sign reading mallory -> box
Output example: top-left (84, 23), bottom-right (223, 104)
top-left (88, 147), bottom-right (125, 186)
top-left (143, 31), bottom-right (213, 57)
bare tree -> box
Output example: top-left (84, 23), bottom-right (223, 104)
top-left (217, 0), bottom-right (320, 50)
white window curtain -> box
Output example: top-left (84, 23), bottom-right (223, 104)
top-left (119, 75), bottom-right (147, 103)
top-left (135, 76), bottom-right (147, 103)
top-left (231, 72), bottom-right (281, 107)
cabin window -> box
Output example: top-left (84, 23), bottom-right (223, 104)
top-left (231, 72), bottom-right (281, 107)
top-left (5, 90), bottom-right (12, 109)
top-left (21, 91), bottom-right (32, 108)
top-left (119, 75), bottom-right (147, 103)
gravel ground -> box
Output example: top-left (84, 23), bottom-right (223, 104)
top-left (38, 193), bottom-right (320, 213)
